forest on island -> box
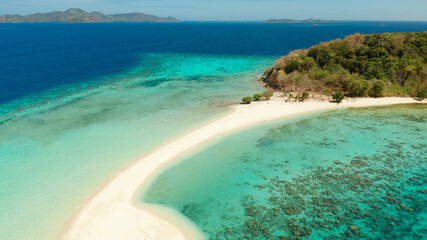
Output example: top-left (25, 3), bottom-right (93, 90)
top-left (261, 32), bottom-right (427, 98)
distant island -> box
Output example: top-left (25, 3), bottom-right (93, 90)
top-left (0, 8), bottom-right (179, 23)
top-left (260, 32), bottom-right (427, 99)
top-left (262, 18), bottom-right (337, 23)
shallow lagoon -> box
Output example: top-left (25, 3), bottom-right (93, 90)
top-left (144, 104), bottom-right (427, 239)
top-left (0, 53), bottom-right (271, 240)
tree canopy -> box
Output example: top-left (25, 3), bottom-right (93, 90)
top-left (242, 96), bottom-right (253, 104)
top-left (261, 32), bottom-right (427, 98)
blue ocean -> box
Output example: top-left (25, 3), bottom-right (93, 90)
top-left (2, 21), bottom-right (427, 105)
top-left (0, 22), bottom-right (426, 240)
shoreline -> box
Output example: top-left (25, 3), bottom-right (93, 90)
top-left (61, 96), bottom-right (424, 240)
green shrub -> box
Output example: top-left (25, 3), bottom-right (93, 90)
top-left (263, 91), bottom-right (274, 100)
top-left (363, 61), bottom-right (387, 80)
top-left (332, 91), bottom-right (345, 103)
top-left (404, 76), bottom-right (424, 97)
top-left (300, 56), bottom-right (316, 72)
top-left (242, 96), bottom-right (253, 104)
top-left (253, 93), bottom-right (263, 101)
top-left (370, 80), bottom-right (386, 98)
top-left (283, 56), bottom-right (316, 74)
top-left (284, 57), bottom-right (301, 73)
top-left (347, 78), bottom-right (370, 97)
top-left (309, 67), bottom-right (330, 80)
top-left (301, 92), bottom-right (309, 101)
top-left (417, 90), bottom-right (427, 100)
top-left (384, 83), bottom-right (408, 96)
top-left (308, 45), bottom-right (334, 67)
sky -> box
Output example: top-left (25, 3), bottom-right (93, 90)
top-left (1, 0), bottom-right (426, 21)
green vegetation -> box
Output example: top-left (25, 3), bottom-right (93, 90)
top-left (253, 93), bottom-right (263, 101)
top-left (263, 91), bottom-right (274, 100)
top-left (301, 92), bottom-right (309, 101)
top-left (332, 91), bottom-right (345, 103)
top-left (242, 96), bottom-right (253, 104)
top-left (261, 32), bottom-right (427, 98)
top-left (417, 90), bottom-right (427, 100)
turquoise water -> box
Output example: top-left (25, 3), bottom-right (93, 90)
top-left (2, 21), bottom-right (427, 240)
top-left (0, 53), bottom-right (273, 240)
top-left (143, 104), bottom-right (427, 239)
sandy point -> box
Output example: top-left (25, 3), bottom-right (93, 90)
top-left (61, 96), bottom-right (424, 240)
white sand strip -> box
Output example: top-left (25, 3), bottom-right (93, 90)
top-left (61, 97), bottom-right (423, 240)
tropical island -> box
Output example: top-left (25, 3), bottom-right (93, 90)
top-left (0, 8), bottom-right (179, 23)
top-left (260, 31), bottom-right (427, 101)
top-left (62, 31), bottom-right (425, 240)
top-left (262, 18), bottom-right (337, 23)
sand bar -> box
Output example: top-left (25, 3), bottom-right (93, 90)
top-left (61, 97), bottom-right (424, 240)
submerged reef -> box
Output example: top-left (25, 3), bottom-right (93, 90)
top-left (211, 141), bottom-right (426, 239)
top-left (144, 105), bottom-right (426, 240)
top-left (207, 106), bottom-right (427, 239)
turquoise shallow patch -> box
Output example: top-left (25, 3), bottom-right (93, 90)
top-left (0, 53), bottom-right (274, 240)
top-left (143, 104), bottom-right (427, 239)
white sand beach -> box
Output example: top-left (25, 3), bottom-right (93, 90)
top-left (61, 96), bottom-right (424, 240)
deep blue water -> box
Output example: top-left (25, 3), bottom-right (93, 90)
top-left (0, 21), bottom-right (426, 104)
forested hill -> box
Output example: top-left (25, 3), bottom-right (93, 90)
top-left (0, 8), bottom-right (179, 23)
top-left (261, 32), bottom-right (427, 98)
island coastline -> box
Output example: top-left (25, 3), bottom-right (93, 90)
top-left (60, 96), bottom-right (425, 240)
top-left (0, 8), bottom-right (179, 23)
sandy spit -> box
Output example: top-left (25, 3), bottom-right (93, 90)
top-left (61, 97), bottom-right (424, 240)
